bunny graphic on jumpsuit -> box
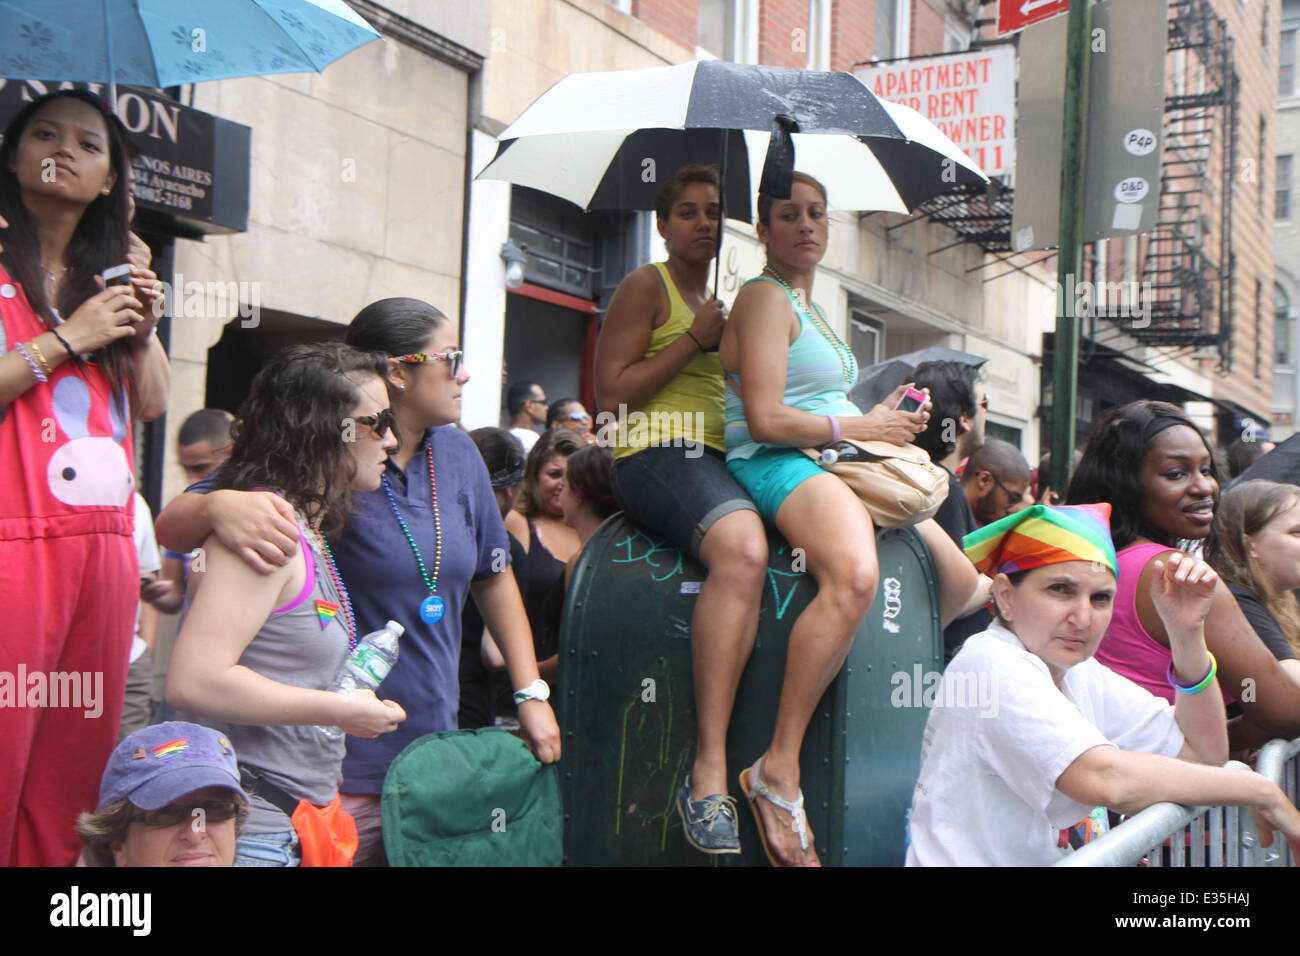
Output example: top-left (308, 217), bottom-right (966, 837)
top-left (0, 281), bottom-right (140, 867)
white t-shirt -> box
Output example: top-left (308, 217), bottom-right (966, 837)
top-left (130, 492), bottom-right (161, 663)
top-left (509, 427), bottom-right (539, 453)
top-left (906, 619), bottom-right (1185, 866)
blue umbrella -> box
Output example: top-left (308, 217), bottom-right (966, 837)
top-left (0, 0), bottom-right (380, 105)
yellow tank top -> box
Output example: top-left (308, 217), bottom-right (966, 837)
top-left (612, 263), bottom-right (726, 461)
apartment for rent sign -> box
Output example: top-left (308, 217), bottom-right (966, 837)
top-left (856, 47), bottom-right (1015, 177)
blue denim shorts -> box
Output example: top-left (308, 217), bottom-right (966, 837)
top-left (234, 829), bottom-right (301, 867)
top-left (726, 446), bottom-right (824, 526)
top-left (611, 445), bottom-right (757, 559)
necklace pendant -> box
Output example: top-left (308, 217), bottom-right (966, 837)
top-left (420, 595), bottom-right (445, 624)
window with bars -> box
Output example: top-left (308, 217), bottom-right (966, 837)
top-left (509, 187), bottom-right (598, 298)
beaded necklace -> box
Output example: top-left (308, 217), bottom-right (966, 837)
top-left (380, 437), bottom-right (446, 625)
top-left (310, 524), bottom-right (359, 652)
top-left (761, 265), bottom-right (856, 386)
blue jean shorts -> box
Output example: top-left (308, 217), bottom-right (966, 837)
top-left (611, 445), bottom-right (757, 559)
top-left (234, 829), bottom-right (301, 867)
top-left (726, 446), bottom-right (824, 526)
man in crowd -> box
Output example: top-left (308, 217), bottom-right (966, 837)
top-left (547, 396), bottom-right (597, 444)
top-left (960, 439), bottom-right (1031, 527)
top-left (910, 360), bottom-right (985, 546)
top-left (505, 381), bottom-right (548, 453)
top-left (143, 409), bottom-right (234, 720)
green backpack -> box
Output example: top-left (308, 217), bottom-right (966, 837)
top-left (381, 727), bottom-right (562, 867)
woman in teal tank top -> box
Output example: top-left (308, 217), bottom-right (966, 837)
top-left (719, 172), bottom-right (988, 866)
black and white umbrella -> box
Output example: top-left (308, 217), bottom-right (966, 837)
top-left (850, 347), bottom-right (988, 411)
top-left (477, 59), bottom-right (988, 223)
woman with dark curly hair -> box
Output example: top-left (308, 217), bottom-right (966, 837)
top-left (1067, 400), bottom-right (1300, 752)
top-left (166, 343), bottom-right (408, 867)
top-left (0, 89), bottom-right (169, 866)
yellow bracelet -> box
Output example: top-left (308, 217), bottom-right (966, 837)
top-left (27, 339), bottom-right (52, 376)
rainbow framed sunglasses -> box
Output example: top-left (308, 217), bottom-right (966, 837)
top-left (397, 349), bottom-right (463, 377)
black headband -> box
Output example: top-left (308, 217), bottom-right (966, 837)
top-left (489, 462), bottom-right (526, 491)
top-left (1143, 416), bottom-right (1190, 444)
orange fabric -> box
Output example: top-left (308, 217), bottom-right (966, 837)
top-left (291, 794), bottom-right (358, 867)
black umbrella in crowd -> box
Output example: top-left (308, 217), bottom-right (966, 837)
top-left (477, 59), bottom-right (988, 291)
top-left (1231, 432), bottom-right (1300, 488)
top-left (850, 346), bottom-right (988, 412)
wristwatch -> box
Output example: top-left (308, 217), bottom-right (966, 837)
top-left (513, 678), bottom-right (550, 705)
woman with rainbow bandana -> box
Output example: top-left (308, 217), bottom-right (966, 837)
top-left (906, 503), bottom-right (1300, 866)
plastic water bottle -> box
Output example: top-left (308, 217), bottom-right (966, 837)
top-left (318, 620), bottom-right (404, 740)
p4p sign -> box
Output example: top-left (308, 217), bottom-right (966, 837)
top-left (998, 0), bottom-right (1070, 37)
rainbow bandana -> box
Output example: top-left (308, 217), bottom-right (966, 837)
top-left (962, 503), bottom-right (1119, 579)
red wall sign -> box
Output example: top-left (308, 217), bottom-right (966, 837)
top-left (997, 0), bottom-right (1071, 37)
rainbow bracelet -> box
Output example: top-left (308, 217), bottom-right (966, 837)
top-left (1166, 651), bottom-right (1217, 695)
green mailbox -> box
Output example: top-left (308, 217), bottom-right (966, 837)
top-left (556, 515), bottom-right (943, 866)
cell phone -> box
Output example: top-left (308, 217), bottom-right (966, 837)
top-left (893, 386), bottom-right (928, 413)
top-left (102, 264), bottom-right (132, 287)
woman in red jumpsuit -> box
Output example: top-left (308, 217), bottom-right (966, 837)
top-left (0, 90), bottom-right (169, 866)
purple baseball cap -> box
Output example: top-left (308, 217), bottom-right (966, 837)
top-left (99, 722), bottom-right (249, 811)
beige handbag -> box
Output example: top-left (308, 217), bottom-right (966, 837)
top-left (801, 439), bottom-right (948, 528)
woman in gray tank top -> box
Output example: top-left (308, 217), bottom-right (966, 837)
top-left (167, 343), bottom-right (408, 866)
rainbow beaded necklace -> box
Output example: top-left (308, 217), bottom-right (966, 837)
top-left (380, 437), bottom-right (445, 625)
top-left (310, 525), bottom-right (359, 652)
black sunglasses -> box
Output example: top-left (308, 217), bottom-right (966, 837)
top-left (131, 798), bottom-right (240, 828)
top-left (354, 408), bottom-right (396, 439)
top-left (983, 470), bottom-right (1022, 501)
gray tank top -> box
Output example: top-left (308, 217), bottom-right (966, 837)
top-left (190, 515), bottom-right (351, 834)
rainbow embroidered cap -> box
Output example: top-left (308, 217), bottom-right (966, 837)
top-left (98, 721), bottom-right (249, 811)
top-left (962, 503), bottom-right (1119, 579)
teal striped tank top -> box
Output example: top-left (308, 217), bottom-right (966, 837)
top-left (725, 275), bottom-right (860, 462)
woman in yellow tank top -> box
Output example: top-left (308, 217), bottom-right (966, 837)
top-left (595, 165), bottom-right (768, 859)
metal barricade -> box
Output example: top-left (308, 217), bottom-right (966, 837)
top-left (1055, 760), bottom-right (1278, 867)
top-left (1254, 737), bottom-right (1300, 868)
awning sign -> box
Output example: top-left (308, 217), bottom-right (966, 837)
top-left (856, 47), bottom-right (1016, 177)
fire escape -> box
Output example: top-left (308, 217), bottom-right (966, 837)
top-left (910, 0), bottom-right (1237, 371)
top-left (1137, 0), bottom-right (1236, 369)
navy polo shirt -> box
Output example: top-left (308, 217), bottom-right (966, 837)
top-left (187, 425), bottom-right (510, 795)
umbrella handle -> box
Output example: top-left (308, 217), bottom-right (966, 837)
top-left (713, 130), bottom-right (727, 301)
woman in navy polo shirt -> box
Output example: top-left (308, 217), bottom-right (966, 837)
top-left (154, 298), bottom-right (560, 865)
